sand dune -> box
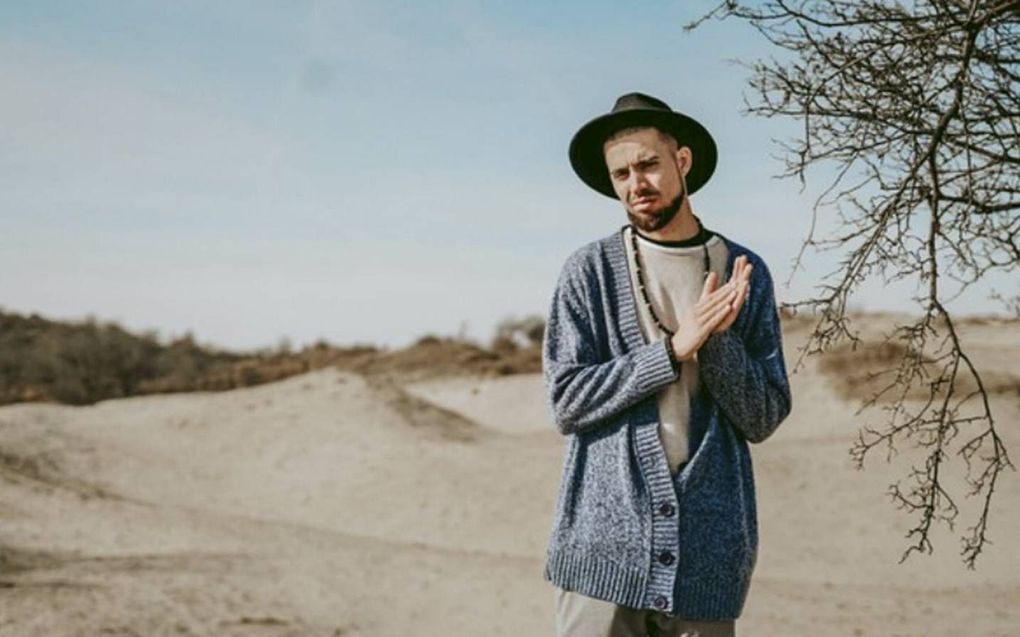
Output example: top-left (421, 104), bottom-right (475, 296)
top-left (1, 317), bottom-right (1018, 635)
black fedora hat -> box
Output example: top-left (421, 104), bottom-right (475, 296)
top-left (569, 92), bottom-right (718, 199)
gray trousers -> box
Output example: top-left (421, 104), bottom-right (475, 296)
top-left (555, 587), bottom-right (736, 637)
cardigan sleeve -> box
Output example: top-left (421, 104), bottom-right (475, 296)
top-left (542, 257), bottom-right (680, 436)
top-left (696, 256), bottom-right (792, 443)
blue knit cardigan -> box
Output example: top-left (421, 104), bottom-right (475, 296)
top-left (541, 224), bottom-right (792, 620)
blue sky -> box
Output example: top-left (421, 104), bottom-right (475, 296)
top-left (1, 1), bottom-right (1013, 351)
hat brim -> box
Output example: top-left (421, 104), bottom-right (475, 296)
top-left (569, 109), bottom-right (718, 199)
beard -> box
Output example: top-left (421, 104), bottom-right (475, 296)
top-left (625, 188), bottom-right (686, 233)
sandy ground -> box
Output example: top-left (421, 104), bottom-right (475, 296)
top-left (1, 316), bottom-right (1018, 636)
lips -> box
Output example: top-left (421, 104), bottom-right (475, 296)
top-left (632, 190), bottom-right (658, 202)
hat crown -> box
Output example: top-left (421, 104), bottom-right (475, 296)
top-left (569, 91), bottom-right (718, 199)
top-left (611, 92), bottom-right (672, 114)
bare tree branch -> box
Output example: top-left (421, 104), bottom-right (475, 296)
top-left (686, 0), bottom-right (1018, 568)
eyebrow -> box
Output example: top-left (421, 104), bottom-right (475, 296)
top-left (609, 152), bottom-right (659, 172)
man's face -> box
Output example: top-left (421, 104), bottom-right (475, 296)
top-left (603, 127), bottom-right (692, 232)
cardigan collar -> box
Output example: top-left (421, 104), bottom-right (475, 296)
top-left (604, 223), bottom-right (745, 353)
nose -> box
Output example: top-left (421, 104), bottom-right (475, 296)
top-left (629, 170), bottom-right (651, 195)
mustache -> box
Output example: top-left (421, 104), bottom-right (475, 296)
top-left (631, 189), bottom-right (659, 201)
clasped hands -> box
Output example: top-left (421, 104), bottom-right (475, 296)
top-left (670, 255), bottom-right (752, 362)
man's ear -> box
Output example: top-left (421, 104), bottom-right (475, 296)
top-left (674, 145), bottom-right (693, 178)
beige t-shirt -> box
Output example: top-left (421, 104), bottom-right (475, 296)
top-left (622, 224), bottom-right (729, 474)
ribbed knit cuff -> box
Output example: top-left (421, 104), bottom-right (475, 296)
top-left (634, 338), bottom-right (681, 394)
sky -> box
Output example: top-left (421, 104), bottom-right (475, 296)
top-left (1, 0), bottom-right (1015, 352)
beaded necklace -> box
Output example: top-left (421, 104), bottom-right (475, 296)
top-left (628, 218), bottom-right (711, 338)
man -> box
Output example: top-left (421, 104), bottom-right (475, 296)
top-left (542, 92), bottom-right (793, 637)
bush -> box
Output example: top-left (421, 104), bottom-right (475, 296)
top-left (491, 314), bottom-right (545, 350)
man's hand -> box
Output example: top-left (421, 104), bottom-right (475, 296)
top-left (711, 255), bottom-right (752, 335)
top-left (669, 256), bottom-right (753, 361)
top-left (669, 267), bottom-right (735, 361)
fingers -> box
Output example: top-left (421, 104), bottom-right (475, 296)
top-left (691, 257), bottom-right (756, 340)
top-left (702, 258), bottom-right (752, 296)
top-left (696, 285), bottom-right (737, 321)
top-left (713, 259), bottom-right (753, 302)
top-left (697, 256), bottom-right (754, 317)
top-left (700, 294), bottom-right (735, 338)
top-left (737, 261), bottom-right (753, 303)
top-left (698, 272), bottom-right (734, 300)
top-left (700, 271), bottom-right (717, 298)
top-left (730, 279), bottom-right (749, 317)
top-left (728, 256), bottom-right (750, 287)
top-left (740, 261), bottom-right (753, 288)
top-left (724, 270), bottom-right (752, 320)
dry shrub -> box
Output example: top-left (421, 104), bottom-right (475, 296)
top-left (0, 309), bottom-right (544, 406)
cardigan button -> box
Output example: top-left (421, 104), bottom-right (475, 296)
top-left (658, 502), bottom-right (675, 517)
top-left (653, 595), bottom-right (668, 610)
top-left (658, 551), bottom-right (675, 566)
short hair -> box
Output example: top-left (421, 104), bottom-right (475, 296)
top-left (604, 125), bottom-right (679, 152)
